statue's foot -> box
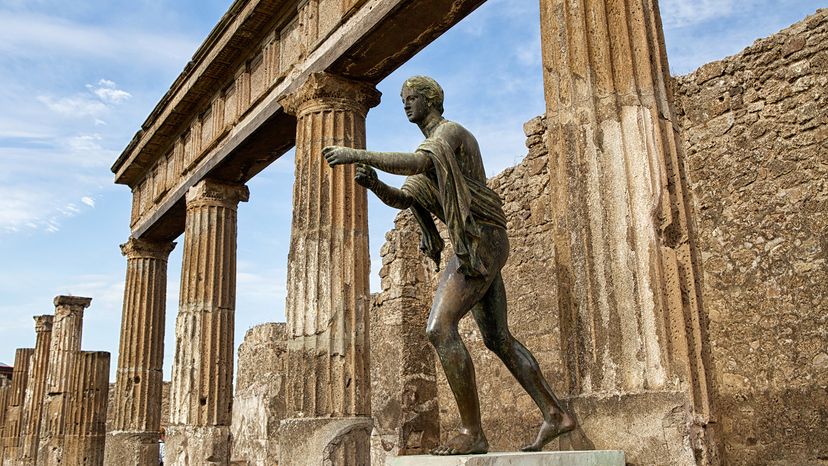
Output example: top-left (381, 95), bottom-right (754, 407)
top-left (430, 431), bottom-right (489, 455)
top-left (520, 412), bottom-right (576, 452)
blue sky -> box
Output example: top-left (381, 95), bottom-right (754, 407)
top-left (0, 0), bottom-right (821, 379)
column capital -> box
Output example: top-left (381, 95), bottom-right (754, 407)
top-left (186, 179), bottom-right (250, 208)
top-left (279, 72), bottom-right (381, 118)
top-left (53, 295), bottom-right (92, 310)
top-left (120, 238), bottom-right (176, 261)
top-left (34, 315), bottom-right (54, 333)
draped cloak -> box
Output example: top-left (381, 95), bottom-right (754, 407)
top-left (400, 137), bottom-right (507, 278)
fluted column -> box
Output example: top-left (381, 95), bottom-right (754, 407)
top-left (19, 316), bottom-right (53, 465)
top-left (166, 179), bottom-right (248, 466)
top-left (44, 296), bottom-right (91, 395)
top-left (0, 379), bottom-right (11, 462)
top-left (540, 0), bottom-right (718, 463)
top-left (37, 296), bottom-right (91, 466)
top-left (276, 72), bottom-right (379, 466)
top-left (63, 352), bottom-right (110, 466)
top-left (104, 238), bottom-right (175, 465)
top-left (3, 348), bottom-right (33, 465)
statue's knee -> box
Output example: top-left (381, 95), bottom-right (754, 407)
top-left (483, 334), bottom-right (511, 355)
top-left (426, 323), bottom-right (456, 348)
top-left (426, 325), bottom-right (443, 347)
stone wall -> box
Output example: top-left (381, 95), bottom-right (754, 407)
top-left (370, 212), bottom-right (440, 463)
top-left (230, 323), bottom-right (287, 466)
top-left (673, 9), bottom-right (828, 466)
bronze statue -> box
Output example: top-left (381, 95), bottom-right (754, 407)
top-left (323, 76), bottom-right (574, 455)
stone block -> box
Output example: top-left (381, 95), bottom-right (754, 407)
top-left (279, 417), bottom-right (372, 466)
top-left (389, 451), bottom-right (625, 466)
top-left (164, 425), bottom-right (231, 466)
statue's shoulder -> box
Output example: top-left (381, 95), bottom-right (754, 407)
top-left (435, 119), bottom-right (474, 141)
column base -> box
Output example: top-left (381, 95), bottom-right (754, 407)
top-left (553, 391), bottom-right (713, 466)
top-left (279, 416), bottom-right (372, 466)
top-left (104, 431), bottom-right (160, 465)
top-left (389, 451), bottom-right (625, 466)
top-left (164, 425), bottom-right (230, 466)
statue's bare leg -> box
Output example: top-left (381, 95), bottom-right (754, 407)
top-left (426, 254), bottom-right (496, 456)
top-left (473, 273), bottom-right (576, 451)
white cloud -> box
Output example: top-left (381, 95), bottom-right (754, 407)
top-left (0, 133), bottom-right (114, 233)
top-left (87, 79), bottom-right (131, 104)
top-left (0, 11), bottom-right (198, 68)
top-left (37, 94), bottom-right (108, 118)
top-left (660, 0), bottom-right (738, 28)
top-left (39, 80), bottom-right (131, 119)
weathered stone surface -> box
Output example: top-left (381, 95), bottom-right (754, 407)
top-left (62, 351), bottom-right (109, 466)
top-left (3, 348), bottom-right (33, 464)
top-left (105, 238), bottom-right (175, 465)
top-left (389, 450), bottom-right (625, 466)
top-left (19, 316), bottom-right (52, 465)
top-left (673, 9), bottom-right (828, 466)
top-left (168, 179), bottom-right (248, 466)
top-left (278, 71), bottom-right (379, 465)
top-left (0, 379), bottom-right (11, 461)
top-left (230, 323), bottom-right (287, 466)
top-left (278, 417), bottom-right (372, 466)
top-left (45, 296), bottom-right (91, 395)
top-left (37, 296), bottom-right (93, 466)
top-left (105, 382), bottom-right (171, 466)
top-left (164, 425), bottom-right (231, 466)
top-left (370, 211), bottom-right (439, 464)
top-left (280, 73), bottom-right (377, 415)
top-left (537, 0), bottom-right (720, 463)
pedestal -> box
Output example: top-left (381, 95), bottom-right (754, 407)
top-left (389, 451), bottom-right (625, 466)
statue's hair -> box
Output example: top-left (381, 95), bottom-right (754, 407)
top-left (401, 76), bottom-right (444, 115)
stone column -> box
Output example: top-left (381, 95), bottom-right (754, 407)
top-left (0, 379), bottom-right (11, 462)
top-left (19, 316), bottom-right (53, 465)
top-left (104, 238), bottom-right (175, 465)
top-left (276, 72), bottom-right (379, 465)
top-left (3, 348), bottom-right (33, 465)
top-left (166, 179), bottom-right (248, 465)
top-left (63, 352), bottom-right (110, 466)
top-left (539, 0), bottom-right (719, 464)
top-left (37, 296), bottom-right (91, 466)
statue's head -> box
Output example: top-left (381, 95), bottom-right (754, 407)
top-left (401, 76), bottom-right (444, 115)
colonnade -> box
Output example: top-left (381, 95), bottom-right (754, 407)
top-left (1, 297), bottom-right (110, 466)
top-left (105, 72), bottom-right (380, 465)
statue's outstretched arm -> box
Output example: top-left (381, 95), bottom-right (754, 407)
top-left (355, 165), bottom-right (413, 209)
top-left (323, 146), bottom-right (431, 176)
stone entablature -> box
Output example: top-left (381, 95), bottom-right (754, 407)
top-left (112, 0), bottom-right (490, 240)
top-left (120, 0), bottom-right (369, 234)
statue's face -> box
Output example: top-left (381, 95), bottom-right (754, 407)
top-left (402, 87), bottom-right (429, 123)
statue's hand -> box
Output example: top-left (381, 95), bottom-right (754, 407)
top-left (323, 145), bottom-right (359, 166)
top-left (354, 164), bottom-right (378, 188)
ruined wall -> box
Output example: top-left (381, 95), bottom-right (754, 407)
top-left (230, 323), bottom-right (287, 466)
top-left (673, 9), bottom-right (828, 466)
top-left (370, 211), bottom-right (440, 464)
